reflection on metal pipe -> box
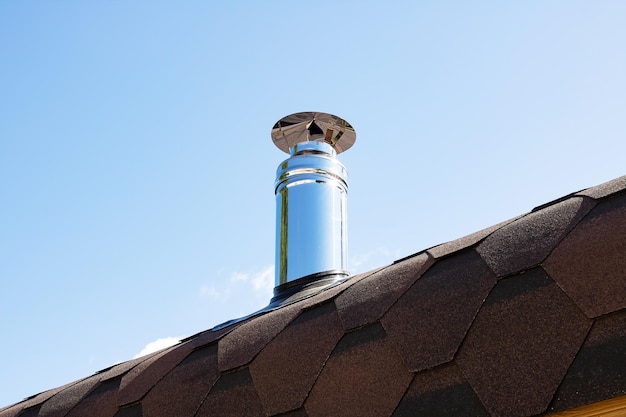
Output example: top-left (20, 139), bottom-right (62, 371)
top-left (271, 112), bottom-right (356, 292)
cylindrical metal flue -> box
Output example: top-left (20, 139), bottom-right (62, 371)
top-left (271, 112), bottom-right (356, 293)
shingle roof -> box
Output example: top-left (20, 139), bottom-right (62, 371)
top-left (2, 175), bottom-right (625, 417)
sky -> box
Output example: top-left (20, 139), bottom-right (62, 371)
top-left (1, 0), bottom-right (625, 407)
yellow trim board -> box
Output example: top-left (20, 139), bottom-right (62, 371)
top-left (548, 395), bottom-right (626, 417)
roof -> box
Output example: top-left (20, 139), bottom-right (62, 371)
top-left (2, 175), bottom-right (625, 417)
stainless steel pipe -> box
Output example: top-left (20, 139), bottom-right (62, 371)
top-left (270, 112), bottom-right (356, 291)
top-left (274, 141), bottom-right (349, 286)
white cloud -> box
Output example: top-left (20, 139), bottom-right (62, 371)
top-left (199, 283), bottom-right (230, 300)
top-left (230, 271), bottom-right (250, 283)
top-left (133, 336), bottom-right (182, 359)
top-left (199, 265), bottom-right (274, 303)
top-left (350, 247), bottom-right (398, 273)
top-left (240, 265), bottom-right (274, 296)
top-left (196, 265), bottom-right (276, 327)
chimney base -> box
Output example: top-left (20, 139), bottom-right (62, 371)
top-left (268, 270), bottom-right (348, 307)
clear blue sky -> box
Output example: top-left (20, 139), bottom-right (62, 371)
top-left (1, 1), bottom-right (624, 407)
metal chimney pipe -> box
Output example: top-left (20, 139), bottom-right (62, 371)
top-left (271, 112), bottom-right (356, 296)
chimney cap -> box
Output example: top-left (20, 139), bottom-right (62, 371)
top-left (271, 111), bottom-right (356, 154)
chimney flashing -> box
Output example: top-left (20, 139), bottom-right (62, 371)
top-left (269, 270), bottom-right (348, 307)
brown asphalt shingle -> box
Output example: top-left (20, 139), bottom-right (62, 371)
top-left (65, 378), bottom-right (120, 417)
top-left (94, 354), bottom-right (157, 383)
top-left (576, 175), bottom-right (626, 199)
top-left (476, 196), bottom-right (594, 277)
top-left (335, 252), bottom-right (434, 330)
top-left (217, 303), bottom-right (301, 372)
top-left (1, 175), bottom-right (625, 417)
top-left (0, 407), bottom-right (21, 417)
top-left (112, 404), bottom-right (141, 417)
top-left (549, 309), bottom-right (626, 413)
top-left (275, 409), bottom-right (309, 417)
top-left (426, 217), bottom-right (519, 259)
top-left (381, 250), bottom-right (497, 372)
top-left (544, 192), bottom-right (626, 318)
top-left (117, 341), bottom-right (193, 406)
top-left (2, 381), bottom-right (76, 417)
top-left (456, 268), bottom-right (592, 417)
top-left (392, 363), bottom-right (490, 417)
top-left (250, 302), bottom-right (344, 416)
top-left (141, 344), bottom-right (219, 417)
top-left (304, 323), bottom-right (413, 417)
top-left (37, 376), bottom-right (101, 417)
top-left (196, 369), bottom-right (264, 417)
top-left (15, 408), bottom-right (41, 417)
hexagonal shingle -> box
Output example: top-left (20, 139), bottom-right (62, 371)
top-left (304, 323), bottom-right (413, 417)
top-left (65, 379), bottom-right (121, 417)
top-left (141, 344), bottom-right (219, 417)
top-left (381, 250), bottom-right (497, 372)
top-left (549, 309), bottom-right (626, 412)
top-left (427, 217), bottom-right (518, 259)
top-left (477, 196), bottom-right (594, 277)
top-left (250, 302), bottom-right (344, 416)
top-left (217, 303), bottom-right (301, 372)
top-left (196, 369), bottom-right (264, 417)
top-left (456, 268), bottom-right (591, 417)
top-left (335, 253), bottom-right (434, 330)
top-left (543, 192), bottom-right (626, 318)
top-left (392, 363), bottom-right (489, 417)
top-left (576, 175), bottom-right (626, 199)
top-left (37, 376), bottom-right (101, 417)
top-left (117, 341), bottom-right (194, 406)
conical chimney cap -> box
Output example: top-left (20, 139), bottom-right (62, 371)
top-left (271, 111), bottom-right (356, 154)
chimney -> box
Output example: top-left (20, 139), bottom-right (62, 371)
top-left (270, 112), bottom-right (356, 302)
